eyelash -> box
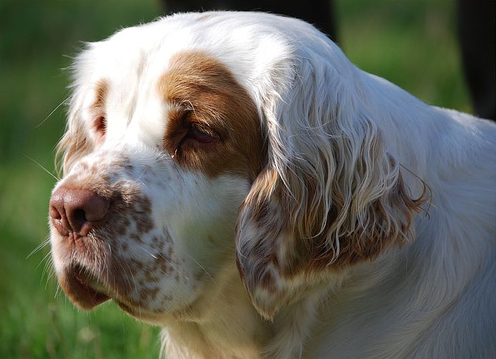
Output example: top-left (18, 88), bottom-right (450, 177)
top-left (173, 122), bottom-right (220, 158)
top-left (187, 124), bottom-right (218, 143)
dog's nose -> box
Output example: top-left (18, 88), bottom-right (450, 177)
top-left (50, 187), bottom-right (110, 237)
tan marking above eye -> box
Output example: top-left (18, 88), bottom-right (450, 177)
top-left (92, 79), bottom-right (108, 109)
top-left (158, 50), bottom-right (267, 180)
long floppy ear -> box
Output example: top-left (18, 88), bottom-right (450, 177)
top-left (55, 45), bottom-right (99, 177)
top-left (56, 98), bottom-right (91, 176)
top-left (236, 53), bottom-right (426, 320)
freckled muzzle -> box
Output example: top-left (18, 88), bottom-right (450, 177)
top-left (49, 153), bottom-right (162, 313)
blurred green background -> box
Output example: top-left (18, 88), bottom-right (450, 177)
top-left (0, 1), bottom-right (470, 358)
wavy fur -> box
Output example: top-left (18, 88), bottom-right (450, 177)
top-left (52, 12), bottom-right (495, 359)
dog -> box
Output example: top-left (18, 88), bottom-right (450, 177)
top-left (49, 12), bottom-right (496, 359)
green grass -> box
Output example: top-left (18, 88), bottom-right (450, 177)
top-left (0, 1), bottom-right (470, 358)
top-left (0, 2), bottom-right (163, 358)
top-left (336, 0), bottom-right (470, 111)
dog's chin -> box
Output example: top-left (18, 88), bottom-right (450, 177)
top-left (58, 264), bottom-right (110, 310)
top-left (57, 264), bottom-right (169, 322)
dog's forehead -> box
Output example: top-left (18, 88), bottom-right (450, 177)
top-left (74, 12), bottom-right (304, 150)
top-left (82, 12), bottom-right (295, 90)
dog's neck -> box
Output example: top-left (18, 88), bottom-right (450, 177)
top-left (160, 266), bottom-right (270, 359)
top-left (159, 264), bottom-right (337, 359)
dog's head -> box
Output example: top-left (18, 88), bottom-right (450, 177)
top-left (49, 12), bottom-right (422, 323)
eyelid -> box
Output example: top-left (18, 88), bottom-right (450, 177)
top-left (173, 121), bottom-right (220, 158)
top-left (189, 125), bottom-right (218, 143)
top-left (190, 122), bottom-right (218, 138)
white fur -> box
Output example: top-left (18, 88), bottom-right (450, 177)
top-left (52, 11), bottom-right (496, 359)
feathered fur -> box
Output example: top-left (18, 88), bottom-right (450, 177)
top-left (50, 12), bottom-right (495, 359)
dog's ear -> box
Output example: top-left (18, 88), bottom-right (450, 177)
top-left (56, 101), bottom-right (91, 176)
top-left (235, 52), bottom-right (425, 319)
top-left (57, 52), bottom-right (104, 176)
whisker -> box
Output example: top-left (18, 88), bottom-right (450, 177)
top-left (121, 260), bottom-right (139, 297)
top-left (27, 236), bottom-right (51, 260)
top-left (155, 254), bottom-right (190, 280)
top-left (23, 153), bottom-right (60, 181)
top-left (54, 282), bottom-right (63, 298)
top-left (43, 257), bottom-right (56, 290)
top-left (135, 167), bottom-right (148, 183)
top-left (37, 250), bottom-right (53, 270)
top-left (138, 245), bottom-right (158, 260)
top-left (182, 252), bottom-right (215, 283)
top-left (36, 97), bottom-right (69, 128)
top-left (134, 242), bottom-right (190, 280)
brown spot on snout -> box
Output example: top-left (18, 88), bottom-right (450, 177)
top-left (158, 51), bottom-right (266, 180)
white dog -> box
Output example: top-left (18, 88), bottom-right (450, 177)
top-left (49, 12), bottom-right (496, 359)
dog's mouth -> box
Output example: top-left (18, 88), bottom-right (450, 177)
top-left (60, 264), bottom-right (110, 310)
top-left (58, 264), bottom-right (165, 321)
top-left (60, 264), bottom-right (145, 316)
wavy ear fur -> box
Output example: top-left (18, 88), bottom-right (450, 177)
top-left (56, 101), bottom-right (91, 176)
top-left (236, 53), bottom-right (425, 319)
top-left (56, 46), bottom-right (99, 177)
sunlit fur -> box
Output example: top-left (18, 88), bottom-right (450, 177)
top-left (52, 12), bottom-right (496, 359)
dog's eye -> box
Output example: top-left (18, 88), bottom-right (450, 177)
top-left (169, 119), bottom-right (221, 159)
top-left (188, 125), bottom-right (217, 143)
top-left (94, 115), bottom-right (106, 136)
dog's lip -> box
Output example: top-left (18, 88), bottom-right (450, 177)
top-left (61, 265), bottom-right (110, 310)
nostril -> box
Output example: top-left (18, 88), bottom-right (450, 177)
top-left (49, 187), bottom-right (110, 236)
top-left (49, 205), bottom-right (62, 220)
top-left (71, 208), bottom-right (88, 233)
top-left (75, 193), bottom-right (110, 223)
top-left (50, 190), bottom-right (69, 235)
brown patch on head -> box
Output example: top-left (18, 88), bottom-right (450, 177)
top-left (158, 50), bottom-right (266, 180)
top-left (92, 79), bottom-right (108, 110)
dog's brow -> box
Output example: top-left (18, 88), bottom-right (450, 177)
top-left (91, 79), bottom-right (108, 110)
